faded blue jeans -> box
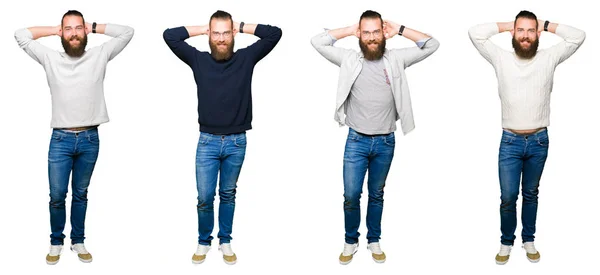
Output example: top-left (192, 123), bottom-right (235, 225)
top-left (48, 128), bottom-right (100, 245)
top-left (196, 132), bottom-right (246, 245)
top-left (498, 129), bottom-right (549, 245)
top-left (343, 128), bottom-right (395, 244)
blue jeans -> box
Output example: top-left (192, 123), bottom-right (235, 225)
top-left (196, 132), bottom-right (246, 245)
top-left (498, 129), bottom-right (549, 245)
top-left (48, 128), bottom-right (100, 245)
top-left (343, 128), bottom-right (395, 244)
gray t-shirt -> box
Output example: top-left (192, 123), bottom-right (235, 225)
top-left (345, 58), bottom-right (397, 135)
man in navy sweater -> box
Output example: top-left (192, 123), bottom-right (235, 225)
top-left (163, 10), bottom-right (281, 265)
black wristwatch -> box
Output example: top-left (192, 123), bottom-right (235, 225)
top-left (398, 25), bottom-right (405, 36)
top-left (543, 20), bottom-right (549, 32)
top-left (239, 22), bottom-right (245, 33)
top-left (92, 22), bottom-right (97, 33)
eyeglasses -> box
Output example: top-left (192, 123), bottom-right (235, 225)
top-left (210, 31), bottom-right (233, 39)
top-left (361, 29), bottom-right (382, 38)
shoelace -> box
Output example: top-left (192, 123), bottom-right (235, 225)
top-left (72, 244), bottom-right (88, 254)
top-left (49, 246), bottom-right (62, 255)
top-left (368, 243), bottom-right (383, 254)
top-left (343, 243), bottom-right (357, 255)
top-left (220, 244), bottom-right (234, 256)
top-left (499, 245), bottom-right (512, 255)
top-left (196, 245), bottom-right (210, 255)
top-left (523, 243), bottom-right (537, 254)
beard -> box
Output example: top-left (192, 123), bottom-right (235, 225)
top-left (359, 38), bottom-right (386, 61)
top-left (209, 39), bottom-right (235, 61)
top-left (512, 36), bottom-right (539, 59)
top-left (61, 34), bottom-right (87, 58)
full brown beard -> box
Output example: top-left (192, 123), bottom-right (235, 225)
top-left (61, 34), bottom-right (87, 57)
top-left (209, 39), bottom-right (235, 61)
top-left (512, 36), bottom-right (539, 59)
top-left (359, 38), bottom-right (386, 61)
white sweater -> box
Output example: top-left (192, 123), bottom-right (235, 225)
top-left (469, 23), bottom-right (585, 130)
top-left (15, 24), bottom-right (134, 128)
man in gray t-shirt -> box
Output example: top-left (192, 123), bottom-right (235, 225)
top-left (312, 10), bottom-right (439, 264)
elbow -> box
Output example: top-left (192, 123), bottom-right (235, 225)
top-left (162, 29), bottom-right (172, 42)
top-left (577, 30), bottom-right (586, 44)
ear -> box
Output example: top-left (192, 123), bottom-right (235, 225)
top-left (510, 29), bottom-right (514, 37)
top-left (233, 28), bottom-right (238, 37)
top-left (537, 30), bottom-right (542, 37)
top-left (356, 28), bottom-right (360, 38)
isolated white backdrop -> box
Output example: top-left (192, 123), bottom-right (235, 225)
top-left (0, 0), bottom-right (597, 274)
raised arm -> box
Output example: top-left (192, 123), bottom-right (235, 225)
top-left (14, 26), bottom-right (60, 64)
top-left (163, 25), bottom-right (208, 66)
top-left (468, 22), bottom-right (511, 65)
top-left (235, 22), bottom-right (282, 63)
top-left (310, 24), bottom-right (358, 67)
top-left (538, 19), bottom-right (586, 65)
top-left (92, 23), bottom-right (134, 61)
top-left (384, 21), bottom-right (440, 68)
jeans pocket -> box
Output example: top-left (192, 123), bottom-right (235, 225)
top-left (383, 135), bottom-right (395, 146)
top-left (234, 135), bottom-right (247, 147)
top-left (198, 134), bottom-right (210, 145)
top-left (536, 136), bottom-right (549, 147)
top-left (501, 135), bottom-right (514, 144)
top-left (87, 134), bottom-right (100, 145)
top-left (51, 133), bottom-right (63, 142)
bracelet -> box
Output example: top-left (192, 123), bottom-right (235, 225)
top-left (398, 25), bottom-right (405, 36)
top-left (239, 22), bottom-right (245, 33)
top-left (92, 22), bottom-right (97, 33)
top-left (543, 20), bottom-right (549, 32)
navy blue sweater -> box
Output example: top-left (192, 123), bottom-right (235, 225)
top-left (163, 24), bottom-right (282, 134)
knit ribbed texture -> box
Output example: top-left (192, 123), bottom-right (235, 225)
top-left (469, 23), bottom-right (585, 130)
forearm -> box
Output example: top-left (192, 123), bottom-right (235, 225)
top-left (496, 22), bottom-right (514, 33)
top-left (27, 26), bottom-right (60, 39)
top-left (184, 26), bottom-right (209, 37)
top-left (238, 23), bottom-right (257, 35)
top-left (327, 25), bottom-right (356, 40)
top-left (399, 27), bottom-right (430, 42)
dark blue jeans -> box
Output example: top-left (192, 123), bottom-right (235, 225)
top-left (343, 128), bottom-right (395, 244)
top-left (48, 128), bottom-right (100, 245)
top-left (195, 132), bottom-right (246, 245)
top-left (498, 129), bottom-right (549, 245)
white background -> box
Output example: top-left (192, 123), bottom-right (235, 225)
top-left (0, 0), bottom-right (598, 274)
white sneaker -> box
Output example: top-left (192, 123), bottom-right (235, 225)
top-left (219, 243), bottom-right (237, 265)
top-left (523, 242), bottom-right (540, 263)
top-left (367, 242), bottom-right (386, 263)
top-left (192, 244), bottom-right (211, 264)
top-left (46, 245), bottom-right (63, 265)
top-left (495, 244), bottom-right (512, 265)
top-left (70, 243), bottom-right (92, 263)
top-left (339, 242), bottom-right (358, 265)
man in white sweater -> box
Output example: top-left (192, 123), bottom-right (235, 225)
top-left (469, 10), bottom-right (585, 265)
top-left (14, 10), bottom-right (134, 265)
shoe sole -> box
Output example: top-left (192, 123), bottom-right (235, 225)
top-left (495, 260), bottom-right (508, 265)
top-left (339, 259), bottom-right (352, 265)
top-left (192, 259), bottom-right (205, 264)
top-left (46, 260), bottom-right (59, 265)
top-left (527, 258), bottom-right (540, 263)
top-left (223, 259), bottom-right (236, 265)
top-left (78, 258), bottom-right (93, 263)
top-left (372, 257), bottom-right (385, 264)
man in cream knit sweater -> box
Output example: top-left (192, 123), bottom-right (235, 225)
top-left (469, 10), bottom-right (585, 265)
top-left (15, 10), bottom-right (134, 265)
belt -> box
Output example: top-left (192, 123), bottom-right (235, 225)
top-left (56, 125), bottom-right (98, 132)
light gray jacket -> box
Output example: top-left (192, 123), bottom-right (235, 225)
top-left (311, 31), bottom-right (439, 135)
